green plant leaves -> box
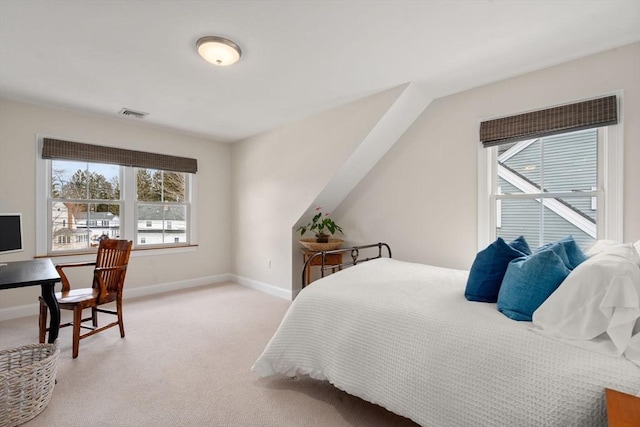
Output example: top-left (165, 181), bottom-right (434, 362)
top-left (297, 209), bottom-right (343, 236)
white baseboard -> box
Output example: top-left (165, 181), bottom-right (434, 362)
top-left (0, 303), bottom-right (40, 322)
top-left (232, 275), bottom-right (292, 300)
top-left (0, 273), bottom-right (291, 321)
top-left (124, 273), bottom-right (234, 300)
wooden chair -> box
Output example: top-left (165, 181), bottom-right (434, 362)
top-left (39, 239), bottom-right (133, 358)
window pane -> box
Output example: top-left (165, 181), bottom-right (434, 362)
top-left (51, 201), bottom-right (89, 251)
top-left (496, 198), bottom-right (541, 248)
top-left (136, 169), bottom-right (186, 202)
top-left (497, 196), bottom-right (596, 249)
top-left (542, 196), bottom-right (596, 249)
top-left (50, 202), bottom-right (121, 251)
top-left (136, 169), bottom-right (162, 202)
top-left (164, 205), bottom-right (187, 243)
top-left (87, 163), bottom-right (120, 200)
top-left (137, 204), bottom-right (187, 245)
top-left (542, 129), bottom-right (597, 193)
top-left (137, 204), bottom-right (160, 245)
top-left (163, 171), bottom-right (186, 202)
top-left (497, 140), bottom-right (540, 195)
top-left (52, 160), bottom-right (120, 201)
top-left (52, 160), bottom-right (88, 199)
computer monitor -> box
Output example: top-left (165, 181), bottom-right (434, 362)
top-left (0, 213), bottom-right (23, 254)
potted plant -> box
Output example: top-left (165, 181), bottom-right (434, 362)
top-left (297, 207), bottom-right (344, 243)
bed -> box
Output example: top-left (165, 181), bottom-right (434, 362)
top-left (252, 244), bottom-right (640, 426)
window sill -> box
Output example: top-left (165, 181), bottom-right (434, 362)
top-left (35, 244), bottom-right (198, 262)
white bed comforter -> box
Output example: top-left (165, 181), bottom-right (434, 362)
top-left (252, 258), bottom-right (640, 426)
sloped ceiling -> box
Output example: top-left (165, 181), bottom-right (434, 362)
top-left (1, 0), bottom-right (639, 143)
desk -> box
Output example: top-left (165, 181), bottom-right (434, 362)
top-left (302, 249), bottom-right (343, 285)
top-left (0, 259), bottom-right (61, 343)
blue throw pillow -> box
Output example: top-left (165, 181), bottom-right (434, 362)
top-left (509, 235), bottom-right (532, 256)
top-left (465, 236), bottom-right (530, 303)
top-left (536, 236), bottom-right (586, 270)
top-left (497, 249), bottom-right (571, 321)
top-left (535, 241), bottom-right (571, 269)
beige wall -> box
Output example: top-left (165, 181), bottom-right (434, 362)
top-left (0, 99), bottom-right (231, 310)
top-left (231, 86), bottom-right (406, 293)
top-left (334, 42), bottom-right (640, 270)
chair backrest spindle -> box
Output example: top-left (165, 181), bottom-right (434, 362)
top-left (92, 239), bottom-right (133, 301)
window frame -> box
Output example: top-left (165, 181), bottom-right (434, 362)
top-left (36, 135), bottom-right (198, 257)
top-left (477, 102), bottom-right (623, 250)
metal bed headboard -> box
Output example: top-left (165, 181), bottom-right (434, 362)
top-left (301, 242), bottom-right (392, 288)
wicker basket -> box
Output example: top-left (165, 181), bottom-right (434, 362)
top-left (0, 342), bottom-right (59, 427)
top-left (299, 238), bottom-right (344, 252)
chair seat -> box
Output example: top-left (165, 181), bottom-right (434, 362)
top-left (54, 289), bottom-right (118, 308)
top-left (55, 288), bottom-right (99, 304)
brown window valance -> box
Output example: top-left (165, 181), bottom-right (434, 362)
top-left (480, 95), bottom-right (618, 148)
top-left (42, 138), bottom-right (197, 174)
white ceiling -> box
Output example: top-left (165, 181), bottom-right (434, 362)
top-left (1, 1), bottom-right (639, 143)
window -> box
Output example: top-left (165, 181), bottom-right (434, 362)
top-left (492, 129), bottom-right (599, 248)
top-left (38, 137), bottom-right (197, 255)
top-left (478, 95), bottom-right (623, 250)
top-left (49, 159), bottom-right (121, 252)
top-left (136, 169), bottom-right (188, 246)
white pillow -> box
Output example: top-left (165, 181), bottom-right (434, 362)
top-left (585, 239), bottom-right (621, 257)
top-left (532, 243), bottom-right (640, 364)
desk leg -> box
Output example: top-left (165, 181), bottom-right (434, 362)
top-left (41, 283), bottom-right (60, 343)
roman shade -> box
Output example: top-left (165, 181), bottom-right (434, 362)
top-left (41, 138), bottom-right (198, 174)
top-left (480, 95), bottom-right (618, 148)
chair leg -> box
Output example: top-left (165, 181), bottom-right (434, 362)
top-left (38, 301), bottom-right (47, 344)
top-left (91, 307), bottom-right (98, 327)
top-left (72, 306), bottom-right (83, 358)
top-left (117, 298), bottom-right (125, 338)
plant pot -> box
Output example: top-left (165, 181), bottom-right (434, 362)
top-left (315, 234), bottom-right (330, 243)
top-left (299, 238), bottom-right (344, 251)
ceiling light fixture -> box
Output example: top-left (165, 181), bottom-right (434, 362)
top-left (196, 36), bottom-right (242, 66)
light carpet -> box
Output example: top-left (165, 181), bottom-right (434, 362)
top-left (0, 282), bottom-right (418, 426)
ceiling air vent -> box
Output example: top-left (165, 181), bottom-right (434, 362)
top-left (118, 108), bottom-right (148, 119)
